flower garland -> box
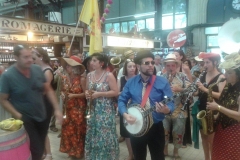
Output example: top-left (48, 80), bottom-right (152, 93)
top-left (100, 0), bottom-right (113, 24)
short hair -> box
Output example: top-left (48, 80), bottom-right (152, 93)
top-left (13, 45), bottom-right (28, 57)
top-left (91, 53), bottom-right (108, 69)
top-left (33, 47), bottom-right (50, 64)
top-left (122, 59), bottom-right (138, 76)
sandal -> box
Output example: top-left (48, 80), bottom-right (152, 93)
top-left (173, 156), bottom-right (181, 160)
top-left (118, 136), bottom-right (125, 143)
top-left (43, 154), bottom-right (52, 160)
top-left (181, 145), bottom-right (187, 148)
top-left (50, 127), bottom-right (58, 132)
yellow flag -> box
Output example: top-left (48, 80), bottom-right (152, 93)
top-left (80, 0), bottom-right (103, 55)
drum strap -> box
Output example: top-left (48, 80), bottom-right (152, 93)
top-left (141, 75), bottom-right (156, 108)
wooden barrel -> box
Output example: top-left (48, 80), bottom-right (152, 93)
top-left (0, 126), bottom-right (31, 160)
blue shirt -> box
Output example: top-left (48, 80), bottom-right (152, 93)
top-left (118, 74), bottom-right (174, 123)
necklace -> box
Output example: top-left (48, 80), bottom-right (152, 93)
top-left (93, 71), bottom-right (105, 83)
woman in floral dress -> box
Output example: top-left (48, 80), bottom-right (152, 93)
top-left (85, 53), bottom-right (119, 160)
top-left (59, 57), bottom-right (86, 159)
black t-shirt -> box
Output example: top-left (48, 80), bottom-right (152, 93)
top-left (198, 72), bottom-right (221, 111)
top-left (0, 64), bottom-right (46, 122)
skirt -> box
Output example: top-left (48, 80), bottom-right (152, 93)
top-left (212, 123), bottom-right (240, 160)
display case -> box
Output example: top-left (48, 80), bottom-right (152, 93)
top-left (0, 40), bottom-right (79, 64)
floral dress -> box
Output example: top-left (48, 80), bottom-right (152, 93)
top-left (85, 72), bottom-right (119, 160)
top-left (59, 74), bottom-right (86, 158)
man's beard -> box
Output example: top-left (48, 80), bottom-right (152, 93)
top-left (141, 69), bottom-right (153, 76)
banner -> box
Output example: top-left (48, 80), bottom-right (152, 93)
top-left (80, 0), bottom-right (103, 55)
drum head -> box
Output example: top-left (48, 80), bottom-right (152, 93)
top-left (126, 107), bottom-right (144, 134)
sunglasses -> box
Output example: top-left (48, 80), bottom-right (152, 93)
top-left (142, 61), bottom-right (155, 65)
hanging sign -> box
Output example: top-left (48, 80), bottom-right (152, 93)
top-left (167, 29), bottom-right (186, 48)
top-left (106, 36), bottom-right (154, 48)
top-left (0, 16), bottom-right (83, 37)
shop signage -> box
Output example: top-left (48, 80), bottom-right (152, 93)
top-left (0, 17), bottom-right (83, 37)
top-left (167, 29), bottom-right (186, 48)
top-left (106, 36), bottom-right (154, 48)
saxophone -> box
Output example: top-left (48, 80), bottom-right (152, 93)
top-left (197, 78), bottom-right (226, 135)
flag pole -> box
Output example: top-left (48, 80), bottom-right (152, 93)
top-left (67, 18), bottom-right (81, 56)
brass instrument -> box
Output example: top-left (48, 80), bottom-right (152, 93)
top-left (85, 82), bottom-right (94, 119)
top-left (110, 56), bottom-right (122, 66)
top-left (197, 78), bottom-right (226, 135)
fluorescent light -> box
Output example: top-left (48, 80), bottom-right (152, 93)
top-left (105, 11), bottom-right (156, 21)
top-left (134, 11), bottom-right (156, 18)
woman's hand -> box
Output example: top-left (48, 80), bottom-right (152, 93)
top-left (197, 81), bottom-right (207, 92)
top-left (85, 90), bottom-right (101, 99)
top-left (68, 94), bottom-right (76, 99)
top-left (61, 92), bottom-right (65, 100)
top-left (91, 92), bottom-right (102, 99)
top-left (85, 90), bottom-right (91, 99)
top-left (206, 101), bottom-right (218, 111)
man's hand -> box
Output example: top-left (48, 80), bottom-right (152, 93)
top-left (54, 109), bottom-right (63, 125)
top-left (123, 113), bottom-right (136, 125)
top-left (171, 86), bottom-right (183, 93)
top-left (155, 102), bottom-right (170, 114)
top-left (14, 112), bottom-right (22, 120)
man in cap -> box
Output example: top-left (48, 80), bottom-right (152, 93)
top-left (118, 50), bottom-right (174, 160)
top-left (161, 53), bottom-right (190, 159)
top-left (0, 45), bottom-right (63, 160)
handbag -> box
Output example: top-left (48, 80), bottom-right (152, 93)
top-left (0, 118), bottom-right (23, 131)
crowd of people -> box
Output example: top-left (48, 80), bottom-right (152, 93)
top-left (0, 45), bottom-right (240, 160)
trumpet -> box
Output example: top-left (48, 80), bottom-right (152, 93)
top-left (85, 83), bottom-right (94, 119)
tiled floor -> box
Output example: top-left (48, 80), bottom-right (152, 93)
top-left (49, 117), bottom-right (204, 160)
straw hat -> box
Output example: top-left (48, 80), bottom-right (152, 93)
top-left (198, 52), bottom-right (220, 59)
top-left (123, 50), bottom-right (134, 58)
top-left (62, 57), bottom-right (85, 74)
top-left (219, 52), bottom-right (240, 69)
top-left (194, 56), bottom-right (203, 62)
top-left (164, 54), bottom-right (180, 65)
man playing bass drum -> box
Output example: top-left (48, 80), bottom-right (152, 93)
top-left (195, 52), bottom-right (226, 160)
top-left (118, 51), bottom-right (174, 160)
